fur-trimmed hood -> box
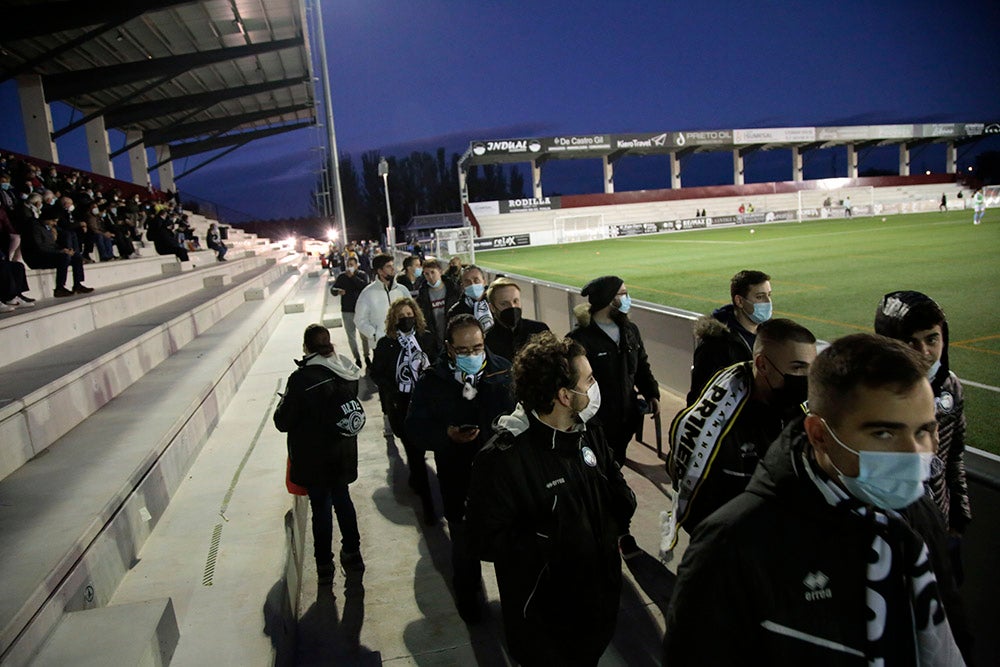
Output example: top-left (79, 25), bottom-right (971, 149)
top-left (693, 305), bottom-right (739, 342)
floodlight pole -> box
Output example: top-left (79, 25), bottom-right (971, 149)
top-left (378, 157), bottom-right (395, 251)
top-left (312, 0), bottom-right (348, 243)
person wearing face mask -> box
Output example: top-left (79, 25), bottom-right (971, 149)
top-left (687, 269), bottom-right (773, 405)
top-left (405, 314), bottom-right (514, 622)
top-left (466, 332), bottom-right (636, 665)
top-left (483, 277), bottom-right (550, 362)
top-left (446, 264), bottom-right (494, 332)
top-left (665, 318), bottom-right (816, 550)
top-left (568, 275), bottom-right (658, 558)
top-left (874, 291), bottom-right (971, 582)
top-left (664, 333), bottom-right (971, 666)
top-left (415, 258), bottom-right (460, 345)
top-left (330, 255), bottom-right (372, 368)
top-left (395, 255), bottom-right (424, 298)
top-left (354, 254), bottom-right (410, 348)
top-left (371, 298), bottom-right (440, 524)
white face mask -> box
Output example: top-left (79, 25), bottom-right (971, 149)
top-left (570, 381), bottom-right (601, 423)
top-left (821, 418), bottom-right (934, 510)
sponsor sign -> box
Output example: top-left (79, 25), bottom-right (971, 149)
top-left (610, 222), bottom-right (660, 237)
top-left (469, 138), bottom-right (543, 157)
top-left (733, 127), bottom-right (816, 144)
top-left (673, 130), bottom-right (733, 147)
top-left (544, 135), bottom-right (614, 154)
top-left (614, 133), bottom-right (672, 152)
top-left (963, 123), bottom-right (984, 136)
top-left (868, 124), bottom-right (915, 140)
top-left (983, 123), bottom-right (1000, 135)
top-left (498, 196), bottom-right (562, 213)
top-left (816, 126), bottom-right (873, 141)
top-left (468, 201), bottom-right (500, 217)
top-left (919, 123), bottom-right (959, 138)
top-left (473, 234), bottom-right (532, 251)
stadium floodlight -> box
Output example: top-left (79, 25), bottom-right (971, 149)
top-left (327, 228), bottom-right (338, 241)
top-left (378, 157), bottom-right (396, 250)
top-left (925, 170), bottom-right (931, 175)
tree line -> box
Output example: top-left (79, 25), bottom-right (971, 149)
top-left (316, 148), bottom-right (526, 240)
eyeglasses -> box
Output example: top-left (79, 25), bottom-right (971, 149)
top-left (451, 344), bottom-right (485, 355)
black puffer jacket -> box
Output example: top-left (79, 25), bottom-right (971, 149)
top-left (467, 406), bottom-right (636, 666)
top-left (664, 420), bottom-right (972, 665)
top-left (484, 316), bottom-right (549, 362)
top-left (567, 307), bottom-right (659, 448)
top-left (687, 304), bottom-right (755, 405)
top-left (273, 353), bottom-right (365, 488)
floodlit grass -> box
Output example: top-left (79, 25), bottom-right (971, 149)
top-left (481, 210), bottom-right (1000, 454)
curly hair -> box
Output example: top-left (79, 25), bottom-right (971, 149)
top-left (384, 296), bottom-right (427, 337)
top-left (512, 331), bottom-right (587, 414)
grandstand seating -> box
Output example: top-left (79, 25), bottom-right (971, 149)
top-left (0, 191), bottom-right (311, 663)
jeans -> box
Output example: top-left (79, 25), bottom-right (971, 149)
top-left (342, 311), bottom-right (370, 362)
top-left (307, 484), bottom-right (361, 566)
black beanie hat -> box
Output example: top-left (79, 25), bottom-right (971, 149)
top-left (582, 275), bottom-right (623, 312)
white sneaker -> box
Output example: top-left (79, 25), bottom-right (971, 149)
top-left (0, 303), bottom-right (15, 313)
top-left (5, 297), bottom-right (32, 308)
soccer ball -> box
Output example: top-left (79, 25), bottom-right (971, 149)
top-left (750, 229), bottom-right (756, 234)
top-left (881, 217), bottom-right (886, 222)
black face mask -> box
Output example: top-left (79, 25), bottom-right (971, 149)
top-left (773, 373), bottom-right (808, 410)
top-left (497, 306), bottom-right (522, 329)
top-left (397, 317), bottom-right (415, 333)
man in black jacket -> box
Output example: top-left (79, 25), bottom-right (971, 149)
top-left (446, 264), bottom-right (494, 332)
top-left (330, 255), bottom-right (371, 368)
top-left (405, 314), bottom-right (514, 622)
top-left (686, 269), bottom-right (772, 404)
top-left (483, 277), bottom-right (549, 362)
top-left (664, 333), bottom-right (971, 665)
top-left (273, 324), bottom-right (367, 585)
top-left (467, 332), bottom-right (636, 666)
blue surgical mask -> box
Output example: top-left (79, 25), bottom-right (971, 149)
top-left (749, 301), bottom-right (772, 324)
top-left (927, 359), bottom-right (941, 381)
top-left (0, 183), bottom-right (9, 190)
top-left (430, 278), bottom-right (442, 289)
top-left (465, 284), bottom-right (485, 300)
top-left (455, 352), bottom-right (485, 375)
top-left (414, 267), bottom-right (423, 278)
top-left (615, 294), bottom-right (632, 314)
top-left (822, 418), bottom-right (933, 510)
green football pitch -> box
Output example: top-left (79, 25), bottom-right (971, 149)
top-left (479, 211), bottom-right (1000, 455)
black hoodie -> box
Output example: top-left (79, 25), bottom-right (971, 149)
top-left (687, 304), bottom-right (756, 405)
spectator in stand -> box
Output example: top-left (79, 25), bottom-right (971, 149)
top-left (273, 324), bottom-right (367, 585)
top-left (371, 297), bottom-right (440, 524)
top-left (466, 332), bottom-right (636, 664)
top-left (416, 259), bottom-right (461, 346)
top-left (396, 255), bottom-right (423, 298)
top-left (484, 277), bottom-right (549, 361)
top-left (354, 255), bottom-right (409, 348)
top-left (0, 206), bottom-right (35, 311)
top-left (206, 222), bottom-right (227, 262)
top-left (331, 255), bottom-right (371, 368)
top-left (56, 195), bottom-right (86, 260)
top-left (405, 314), bottom-right (515, 622)
top-left (24, 206), bottom-right (92, 297)
top-left (447, 265), bottom-right (493, 332)
top-left (146, 210), bottom-right (189, 262)
top-left (687, 269), bottom-right (773, 405)
top-left (443, 255), bottom-right (463, 287)
top-left (85, 202), bottom-right (116, 261)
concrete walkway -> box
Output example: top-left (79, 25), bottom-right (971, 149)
top-left (110, 269), bottom-right (688, 666)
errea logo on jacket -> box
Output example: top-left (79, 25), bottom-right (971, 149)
top-left (803, 571), bottom-right (832, 601)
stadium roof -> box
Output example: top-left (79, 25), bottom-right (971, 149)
top-left (459, 122), bottom-right (1000, 168)
top-left (0, 0), bottom-right (316, 160)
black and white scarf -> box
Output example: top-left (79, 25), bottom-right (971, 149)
top-left (467, 296), bottom-right (494, 332)
top-left (452, 364), bottom-right (484, 400)
top-left (802, 452), bottom-right (964, 666)
top-left (395, 331), bottom-right (428, 394)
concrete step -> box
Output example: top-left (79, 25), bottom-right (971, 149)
top-left (29, 599), bottom-right (178, 667)
top-left (0, 263), bottom-right (312, 664)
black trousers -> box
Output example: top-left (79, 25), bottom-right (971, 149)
top-left (32, 251), bottom-right (84, 289)
top-left (0, 259), bottom-right (28, 300)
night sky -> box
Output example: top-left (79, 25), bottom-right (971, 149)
top-left (1, 1), bottom-right (998, 220)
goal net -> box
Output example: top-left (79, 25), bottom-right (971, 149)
top-left (553, 214), bottom-right (608, 243)
top-left (433, 226), bottom-right (476, 265)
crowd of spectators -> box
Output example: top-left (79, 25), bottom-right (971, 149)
top-left (0, 152), bottom-right (205, 308)
top-left (308, 251), bottom-right (974, 664)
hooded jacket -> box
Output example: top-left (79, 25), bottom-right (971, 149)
top-left (567, 306), bottom-right (659, 448)
top-left (664, 420), bottom-right (971, 666)
top-left (466, 405), bottom-right (637, 666)
top-left (687, 304), bottom-right (756, 405)
top-left (273, 353), bottom-right (365, 488)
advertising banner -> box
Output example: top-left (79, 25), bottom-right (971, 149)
top-left (469, 138), bottom-right (544, 158)
top-left (613, 133), bottom-right (672, 153)
top-left (498, 196), bottom-right (562, 213)
top-left (733, 127), bottom-right (816, 144)
top-left (672, 130), bottom-right (733, 147)
top-left (474, 234), bottom-right (532, 251)
top-left (468, 201), bottom-right (500, 217)
top-left (543, 135), bottom-right (614, 155)
top-left (610, 222), bottom-right (661, 237)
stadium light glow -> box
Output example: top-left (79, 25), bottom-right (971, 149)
top-left (284, 237), bottom-right (295, 247)
top-left (925, 170), bottom-right (931, 175)
top-left (326, 228), bottom-right (338, 241)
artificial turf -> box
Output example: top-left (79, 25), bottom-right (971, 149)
top-left (479, 210), bottom-right (1000, 454)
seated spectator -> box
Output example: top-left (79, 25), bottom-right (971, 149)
top-left (25, 210), bottom-right (92, 297)
top-left (206, 222), bottom-right (227, 261)
top-left (0, 255), bottom-right (35, 311)
top-left (85, 203), bottom-right (116, 261)
top-left (371, 297), bottom-right (440, 524)
top-left (146, 211), bottom-right (189, 262)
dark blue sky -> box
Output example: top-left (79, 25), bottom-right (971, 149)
top-left (2, 1), bottom-right (998, 219)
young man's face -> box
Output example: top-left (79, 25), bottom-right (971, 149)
top-left (735, 280), bottom-right (772, 314)
top-left (461, 270), bottom-right (485, 288)
top-left (805, 381), bottom-right (938, 479)
top-left (423, 267), bottom-right (441, 286)
top-left (407, 258), bottom-right (421, 276)
top-left (379, 262), bottom-right (395, 281)
top-left (907, 324), bottom-right (944, 365)
top-left (490, 286), bottom-right (520, 312)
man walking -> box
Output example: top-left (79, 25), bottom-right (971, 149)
top-left (415, 258), bottom-right (460, 345)
top-left (355, 254), bottom-right (410, 347)
top-left (467, 332), bottom-right (636, 665)
top-left (273, 324), bottom-right (367, 585)
top-left (330, 255), bottom-right (372, 368)
top-left (484, 277), bottom-right (549, 361)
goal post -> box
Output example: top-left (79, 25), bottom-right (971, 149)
top-left (433, 226), bottom-right (476, 265)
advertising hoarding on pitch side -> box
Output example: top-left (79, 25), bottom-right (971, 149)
top-left (473, 234), bottom-right (532, 251)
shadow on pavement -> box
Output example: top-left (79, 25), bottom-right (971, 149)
top-left (295, 570), bottom-right (380, 666)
